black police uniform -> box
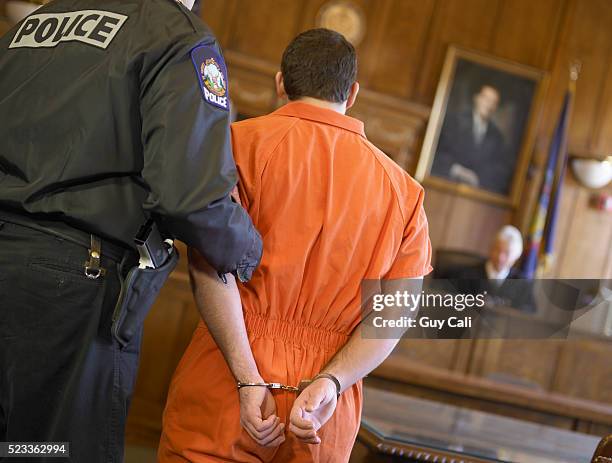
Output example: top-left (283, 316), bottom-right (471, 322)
top-left (0, 0), bottom-right (262, 461)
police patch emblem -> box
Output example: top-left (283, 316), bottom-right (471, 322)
top-left (202, 58), bottom-right (226, 97)
top-left (191, 45), bottom-right (229, 110)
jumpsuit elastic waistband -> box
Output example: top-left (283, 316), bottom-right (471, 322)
top-left (244, 312), bottom-right (349, 351)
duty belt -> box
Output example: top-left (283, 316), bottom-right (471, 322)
top-left (0, 208), bottom-right (134, 267)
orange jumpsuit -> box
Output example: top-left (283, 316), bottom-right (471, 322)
top-left (159, 102), bottom-right (432, 463)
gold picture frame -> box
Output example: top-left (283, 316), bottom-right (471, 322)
top-left (415, 45), bottom-right (548, 207)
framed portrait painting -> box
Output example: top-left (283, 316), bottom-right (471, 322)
top-left (415, 46), bottom-right (548, 207)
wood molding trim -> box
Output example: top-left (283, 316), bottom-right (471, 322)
top-left (373, 359), bottom-right (612, 426)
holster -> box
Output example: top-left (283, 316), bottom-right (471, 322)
top-left (111, 246), bottom-right (179, 347)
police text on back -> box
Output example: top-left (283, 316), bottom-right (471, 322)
top-left (9, 10), bottom-right (128, 50)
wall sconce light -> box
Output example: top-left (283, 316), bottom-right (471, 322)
top-left (570, 156), bottom-right (612, 189)
top-left (5, 1), bottom-right (46, 25)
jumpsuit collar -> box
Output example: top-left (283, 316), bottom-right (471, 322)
top-left (273, 101), bottom-right (366, 137)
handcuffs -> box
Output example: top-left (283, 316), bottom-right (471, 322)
top-left (237, 373), bottom-right (341, 398)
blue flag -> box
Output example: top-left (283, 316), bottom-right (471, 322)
top-left (521, 91), bottom-right (573, 278)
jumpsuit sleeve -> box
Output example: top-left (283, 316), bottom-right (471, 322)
top-left (139, 38), bottom-right (262, 281)
top-left (385, 186), bottom-right (433, 279)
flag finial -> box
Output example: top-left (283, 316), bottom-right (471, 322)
top-left (570, 60), bottom-right (581, 82)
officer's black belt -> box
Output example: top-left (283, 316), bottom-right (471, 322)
top-left (0, 208), bottom-right (132, 263)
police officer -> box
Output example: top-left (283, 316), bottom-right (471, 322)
top-left (0, 0), bottom-right (262, 461)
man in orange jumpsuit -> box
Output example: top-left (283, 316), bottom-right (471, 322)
top-left (159, 28), bottom-right (432, 463)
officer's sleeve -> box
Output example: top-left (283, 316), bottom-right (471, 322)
top-left (139, 39), bottom-right (262, 281)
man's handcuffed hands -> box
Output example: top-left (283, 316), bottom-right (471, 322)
top-left (239, 377), bottom-right (339, 447)
top-left (289, 377), bottom-right (338, 445)
top-left (239, 383), bottom-right (285, 447)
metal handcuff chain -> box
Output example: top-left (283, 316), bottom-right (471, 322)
top-left (237, 373), bottom-right (341, 398)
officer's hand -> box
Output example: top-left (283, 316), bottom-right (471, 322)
top-left (239, 385), bottom-right (285, 447)
top-left (289, 378), bottom-right (338, 444)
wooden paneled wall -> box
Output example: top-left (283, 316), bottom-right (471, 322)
top-left (202, 0), bottom-right (612, 278)
top-left (0, 0), bottom-right (11, 36)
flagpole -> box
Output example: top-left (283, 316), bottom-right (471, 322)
top-left (538, 61), bottom-right (581, 276)
top-left (521, 61), bottom-right (580, 279)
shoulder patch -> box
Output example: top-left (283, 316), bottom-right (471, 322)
top-left (190, 45), bottom-right (229, 111)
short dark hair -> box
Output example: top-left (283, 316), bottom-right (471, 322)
top-left (281, 28), bottom-right (357, 103)
top-left (477, 84), bottom-right (500, 96)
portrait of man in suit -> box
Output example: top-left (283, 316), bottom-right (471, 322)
top-left (432, 85), bottom-right (513, 194)
top-left (424, 55), bottom-right (539, 198)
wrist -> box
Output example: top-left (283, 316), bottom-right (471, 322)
top-left (236, 372), bottom-right (264, 385)
top-left (313, 373), bottom-right (341, 398)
